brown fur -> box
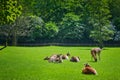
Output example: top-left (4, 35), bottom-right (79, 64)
top-left (44, 54), bottom-right (63, 63)
top-left (61, 53), bottom-right (70, 60)
top-left (91, 48), bottom-right (102, 62)
top-left (70, 56), bottom-right (80, 62)
top-left (82, 63), bottom-right (97, 75)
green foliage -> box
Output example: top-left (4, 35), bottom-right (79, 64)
top-left (0, 0), bottom-right (22, 25)
top-left (113, 18), bottom-right (120, 31)
top-left (88, 0), bottom-right (114, 47)
top-left (23, 0), bottom-right (84, 23)
top-left (44, 22), bottom-right (58, 38)
top-left (109, 0), bottom-right (120, 41)
top-left (90, 25), bottom-right (115, 42)
top-left (0, 0), bottom-right (120, 44)
top-left (114, 31), bottom-right (120, 41)
top-left (31, 25), bottom-right (43, 40)
top-left (109, 0), bottom-right (120, 18)
top-left (59, 13), bottom-right (84, 40)
top-left (12, 15), bottom-right (45, 42)
top-left (0, 0), bottom-right (22, 46)
top-left (24, 15), bottom-right (44, 41)
top-left (113, 18), bottom-right (120, 41)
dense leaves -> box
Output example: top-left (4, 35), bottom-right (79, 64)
top-left (58, 13), bottom-right (84, 40)
top-left (44, 22), bottom-right (58, 38)
top-left (87, 0), bottom-right (114, 47)
top-left (0, 0), bottom-right (22, 46)
top-left (0, 0), bottom-right (120, 46)
top-left (0, 0), bottom-right (22, 25)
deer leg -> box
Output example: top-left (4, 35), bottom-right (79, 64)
top-left (93, 53), bottom-right (97, 62)
top-left (98, 53), bottom-right (100, 61)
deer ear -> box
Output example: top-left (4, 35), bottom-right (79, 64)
top-left (84, 63), bottom-right (89, 66)
top-left (47, 56), bottom-right (49, 58)
top-left (86, 63), bottom-right (89, 65)
top-left (84, 63), bottom-right (86, 66)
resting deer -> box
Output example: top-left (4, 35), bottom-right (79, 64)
top-left (91, 47), bottom-right (102, 62)
top-left (44, 54), bottom-right (63, 63)
top-left (82, 63), bottom-right (97, 75)
top-left (61, 53), bottom-right (70, 60)
top-left (70, 56), bottom-right (80, 62)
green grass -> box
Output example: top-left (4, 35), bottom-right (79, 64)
top-left (0, 46), bottom-right (120, 80)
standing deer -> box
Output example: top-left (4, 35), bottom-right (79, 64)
top-left (91, 47), bottom-right (102, 62)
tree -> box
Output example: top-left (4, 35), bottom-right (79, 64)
top-left (58, 13), bottom-right (84, 42)
top-left (0, 0), bottom-right (22, 46)
top-left (44, 22), bottom-right (58, 39)
top-left (109, 0), bottom-right (120, 41)
top-left (16, 15), bottom-right (44, 43)
top-left (28, 16), bottom-right (44, 42)
top-left (109, 0), bottom-right (120, 18)
top-left (88, 0), bottom-right (114, 48)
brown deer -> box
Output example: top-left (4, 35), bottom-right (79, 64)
top-left (91, 47), bottom-right (102, 62)
top-left (44, 54), bottom-right (63, 63)
top-left (82, 63), bottom-right (97, 75)
top-left (61, 53), bottom-right (70, 60)
top-left (70, 56), bottom-right (80, 62)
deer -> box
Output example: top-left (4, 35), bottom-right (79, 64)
top-left (44, 54), bottom-right (63, 63)
top-left (70, 56), bottom-right (80, 62)
top-left (91, 47), bottom-right (102, 62)
top-left (82, 63), bottom-right (97, 75)
top-left (61, 52), bottom-right (70, 60)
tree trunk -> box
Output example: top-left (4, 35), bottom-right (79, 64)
top-left (5, 38), bottom-right (8, 47)
top-left (98, 41), bottom-right (104, 49)
top-left (12, 30), bottom-right (17, 46)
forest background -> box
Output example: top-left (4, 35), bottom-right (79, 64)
top-left (0, 0), bottom-right (120, 47)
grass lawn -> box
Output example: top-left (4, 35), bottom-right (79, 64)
top-left (0, 46), bottom-right (120, 80)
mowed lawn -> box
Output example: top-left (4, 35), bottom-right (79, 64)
top-left (0, 46), bottom-right (120, 80)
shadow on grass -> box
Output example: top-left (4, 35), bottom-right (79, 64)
top-left (88, 60), bottom-right (97, 63)
top-left (102, 48), bottom-right (109, 50)
top-left (0, 46), bottom-right (7, 51)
